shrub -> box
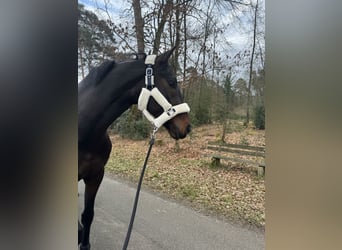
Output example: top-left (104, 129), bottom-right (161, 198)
top-left (111, 110), bottom-right (151, 140)
top-left (253, 105), bottom-right (265, 130)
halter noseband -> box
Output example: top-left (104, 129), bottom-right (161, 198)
top-left (138, 54), bottom-right (190, 130)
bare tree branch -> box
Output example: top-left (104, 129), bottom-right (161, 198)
top-left (93, 0), bottom-right (137, 53)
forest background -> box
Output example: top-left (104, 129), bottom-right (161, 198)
top-left (78, 0), bottom-right (265, 136)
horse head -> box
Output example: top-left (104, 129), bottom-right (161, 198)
top-left (142, 48), bottom-right (191, 140)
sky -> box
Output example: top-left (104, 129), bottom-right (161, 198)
top-left (78, 0), bottom-right (257, 47)
top-left (79, 0), bottom-right (125, 20)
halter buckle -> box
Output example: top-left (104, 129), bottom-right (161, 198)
top-left (145, 66), bottom-right (154, 89)
top-left (166, 108), bottom-right (176, 116)
top-left (146, 67), bottom-right (153, 76)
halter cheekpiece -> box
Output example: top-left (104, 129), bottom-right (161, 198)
top-left (138, 54), bottom-right (190, 130)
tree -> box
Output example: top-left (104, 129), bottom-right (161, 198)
top-left (253, 104), bottom-right (265, 129)
top-left (252, 68), bottom-right (265, 105)
top-left (245, 0), bottom-right (259, 126)
top-left (234, 77), bottom-right (248, 105)
top-left (221, 72), bottom-right (234, 141)
top-left (132, 0), bottom-right (145, 53)
top-left (152, 0), bottom-right (173, 53)
top-left (78, 0), bottom-right (266, 132)
top-left (78, 4), bottom-right (116, 77)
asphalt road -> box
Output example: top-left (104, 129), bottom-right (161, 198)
top-left (78, 175), bottom-right (264, 250)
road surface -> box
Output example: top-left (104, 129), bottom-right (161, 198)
top-left (78, 175), bottom-right (264, 250)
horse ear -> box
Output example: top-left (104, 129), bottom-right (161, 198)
top-left (156, 46), bottom-right (177, 64)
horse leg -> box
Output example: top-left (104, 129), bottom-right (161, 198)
top-left (78, 220), bottom-right (83, 244)
top-left (79, 169), bottom-right (104, 250)
top-left (78, 192), bottom-right (83, 244)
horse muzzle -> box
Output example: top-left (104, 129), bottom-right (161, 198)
top-left (164, 113), bottom-right (191, 140)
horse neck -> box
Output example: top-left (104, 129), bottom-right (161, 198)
top-left (78, 60), bottom-right (146, 144)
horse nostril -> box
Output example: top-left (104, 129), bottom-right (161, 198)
top-left (186, 125), bottom-right (192, 134)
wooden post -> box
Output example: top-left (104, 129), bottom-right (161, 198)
top-left (257, 165), bottom-right (265, 176)
top-left (211, 157), bottom-right (220, 167)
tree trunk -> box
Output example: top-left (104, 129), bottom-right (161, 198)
top-left (246, 0), bottom-right (258, 126)
top-left (221, 120), bottom-right (227, 142)
top-left (211, 28), bottom-right (217, 81)
top-left (153, 0), bottom-right (173, 54)
top-left (201, 0), bottom-right (213, 76)
top-left (182, 3), bottom-right (188, 97)
top-left (131, 0), bottom-right (145, 120)
top-left (173, 0), bottom-right (181, 74)
top-left (132, 0), bottom-right (145, 53)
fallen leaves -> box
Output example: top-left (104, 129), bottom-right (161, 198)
top-left (106, 123), bottom-right (265, 227)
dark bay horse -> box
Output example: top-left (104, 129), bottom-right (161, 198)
top-left (78, 48), bottom-right (191, 249)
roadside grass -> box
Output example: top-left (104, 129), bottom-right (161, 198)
top-left (106, 123), bottom-right (265, 228)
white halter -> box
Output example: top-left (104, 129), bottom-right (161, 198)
top-left (137, 55), bottom-right (190, 130)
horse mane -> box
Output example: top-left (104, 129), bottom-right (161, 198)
top-left (81, 60), bottom-right (116, 87)
top-left (80, 53), bottom-right (148, 87)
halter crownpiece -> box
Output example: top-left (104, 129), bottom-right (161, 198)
top-left (138, 54), bottom-right (190, 130)
top-left (144, 54), bottom-right (157, 65)
top-left (144, 54), bottom-right (156, 90)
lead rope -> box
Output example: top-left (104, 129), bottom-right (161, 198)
top-left (122, 127), bottom-right (157, 250)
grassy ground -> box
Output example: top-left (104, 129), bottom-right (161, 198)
top-left (106, 121), bottom-right (265, 228)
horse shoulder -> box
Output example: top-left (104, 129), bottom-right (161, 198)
top-left (78, 133), bottom-right (112, 181)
